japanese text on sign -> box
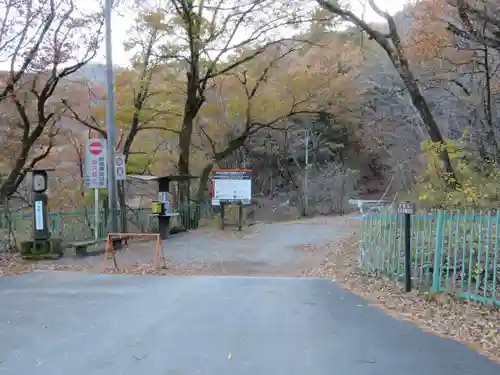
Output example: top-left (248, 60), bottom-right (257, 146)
top-left (397, 202), bottom-right (415, 214)
top-left (84, 138), bottom-right (107, 189)
top-left (212, 169), bottom-right (252, 204)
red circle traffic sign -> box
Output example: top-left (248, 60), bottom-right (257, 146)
top-left (89, 141), bottom-right (103, 156)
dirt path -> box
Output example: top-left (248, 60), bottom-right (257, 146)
top-left (50, 215), bottom-right (360, 276)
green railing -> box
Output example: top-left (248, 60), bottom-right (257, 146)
top-left (360, 210), bottom-right (500, 307)
top-left (0, 202), bottom-right (216, 245)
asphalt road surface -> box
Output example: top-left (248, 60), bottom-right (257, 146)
top-left (1, 272), bottom-right (498, 375)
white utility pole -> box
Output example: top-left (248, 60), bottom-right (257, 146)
top-left (104, 0), bottom-right (118, 232)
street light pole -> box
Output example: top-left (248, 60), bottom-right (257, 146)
top-left (104, 0), bottom-right (118, 233)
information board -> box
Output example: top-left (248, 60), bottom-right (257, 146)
top-left (212, 169), bottom-right (251, 205)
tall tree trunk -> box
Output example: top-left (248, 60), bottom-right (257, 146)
top-left (197, 163), bottom-right (214, 202)
top-left (397, 63), bottom-right (457, 183)
top-left (481, 46), bottom-right (499, 162)
top-left (178, 108), bottom-right (196, 203)
top-left (177, 7), bottom-right (204, 202)
top-left (178, 54), bottom-right (205, 200)
top-left (317, 0), bottom-right (460, 188)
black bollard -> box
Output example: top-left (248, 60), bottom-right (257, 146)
top-left (398, 202), bottom-right (415, 292)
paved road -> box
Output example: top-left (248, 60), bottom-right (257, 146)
top-left (0, 272), bottom-right (498, 375)
top-left (56, 215), bottom-right (358, 275)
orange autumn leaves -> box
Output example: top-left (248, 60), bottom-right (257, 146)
top-left (198, 38), bottom-right (363, 142)
top-left (406, 0), bottom-right (470, 64)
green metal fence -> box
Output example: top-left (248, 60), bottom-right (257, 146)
top-left (360, 210), bottom-right (500, 307)
top-left (0, 202), bottom-right (216, 245)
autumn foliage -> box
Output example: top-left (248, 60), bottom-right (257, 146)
top-left (4, 0), bottom-right (500, 213)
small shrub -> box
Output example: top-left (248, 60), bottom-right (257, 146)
top-left (416, 139), bottom-right (500, 209)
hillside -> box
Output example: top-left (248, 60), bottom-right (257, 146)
top-left (2, 0), bottom-right (499, 213)
top-left (69, 63), bottom-right (107, 85)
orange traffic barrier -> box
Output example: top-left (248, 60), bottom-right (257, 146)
top-left (103, 233), bottom-right (165, 272)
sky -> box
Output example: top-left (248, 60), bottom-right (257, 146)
top-left (94, 0), bottom-right (408, 67)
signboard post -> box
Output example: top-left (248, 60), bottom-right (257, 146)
top-left (19, 169), bottom-right (63, 259)
top-left (32, 170), bottom-right (50, 241)
top-left (84, 138), bottom-right (108, 189)
top-left (212, 169), bottom-right (252, 231)
top-left (397, 202), bottom-right (415, 292)
top-left (85, 137), bottom-right (107, 239)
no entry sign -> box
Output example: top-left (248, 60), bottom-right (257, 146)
top-left (84, 138), bottom-right (107, 188)
top-left (89, 141), bottom-right (103, 156)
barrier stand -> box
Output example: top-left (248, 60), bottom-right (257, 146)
top-left (103, 234), bottom-right (119, 272)
top-left (103, 233), bottom-right (165, 272)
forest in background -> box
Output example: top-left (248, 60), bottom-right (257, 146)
top-left (0, 0), bottom-right (499, 222)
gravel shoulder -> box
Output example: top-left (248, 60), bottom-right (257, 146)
top-left (13, 215), bottom-right (359, 277)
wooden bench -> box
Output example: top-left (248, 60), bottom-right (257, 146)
top-left (348, 199), bottom-right (389, 214)
top-left (68, 236), bottom-right (129, 257)
top-left (68, 238), bottom-right (108, 257)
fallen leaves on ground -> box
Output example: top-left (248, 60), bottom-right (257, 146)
top-left (304, 232), bottom-right (500, 363)
top-left (0, 254), bottom-right (101, 276)
top-left (102, 260), bottom-right (299, 277)
top-left (0, 254), bottom-right (37, 276)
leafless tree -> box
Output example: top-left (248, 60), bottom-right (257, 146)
top-left (0, 0), bottom-right (104, 200)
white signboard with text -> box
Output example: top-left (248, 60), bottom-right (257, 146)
top-left (84, 138), bottom-right (107, 189)
top-left (34, 201), bottom-right (44, 230)
top-left (212, 169), bottom-right (252, 205)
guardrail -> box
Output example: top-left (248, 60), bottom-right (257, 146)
top-left (360, 209), bottom-right (500, 307)
top-left (348, 199), bottom-right (389, 214)
top-left (0, 202), bottom-right (215, 246)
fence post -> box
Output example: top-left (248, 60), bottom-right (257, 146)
top-left (359, 213), bottom-right (365, 266)
top-left (220, 203), bottom-right (225, 230)
top-left (432, 210), bottom-right (445, 292)
top-left (403, 210), bottom-right (413, 292)
top-left (53, 213), bottom-right (62, 238)
top-left (367, 214), bottom-right (373, 268)
top-left (397, 202), bottom-right (415, 292)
